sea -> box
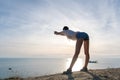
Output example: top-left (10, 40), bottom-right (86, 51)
top-left (0, 55), bottom-right (120, 79)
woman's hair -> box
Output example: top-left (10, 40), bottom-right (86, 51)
top-left (63, 26), bottom-right (69, 30)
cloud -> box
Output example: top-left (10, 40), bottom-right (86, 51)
top-left (0, 0), bottom-right (120, 57)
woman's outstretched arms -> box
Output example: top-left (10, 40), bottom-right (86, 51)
top-left (54, 31), bottom-right (65, 35)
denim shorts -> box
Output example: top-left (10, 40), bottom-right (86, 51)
top-left (76, 32), bottom-right (89, 40)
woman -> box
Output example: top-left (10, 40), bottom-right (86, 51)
top-left (54, 26), bottom-right (90, 74)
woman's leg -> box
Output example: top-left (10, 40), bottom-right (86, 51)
top-left (68, 39), bottom-right (83, 70)
top-left (83, 40), bottom-right (90, 68)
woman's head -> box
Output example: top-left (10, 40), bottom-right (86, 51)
top-left (63, 26), bottom-right (69, 30)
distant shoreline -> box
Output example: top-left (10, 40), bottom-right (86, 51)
top-left (3, 68), bottom-right (120, 80)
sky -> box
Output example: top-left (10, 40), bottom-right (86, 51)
top-left (0, 0), bottom-right (120, 58)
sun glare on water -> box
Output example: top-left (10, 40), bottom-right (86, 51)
top-left (66, 58), bottom-right (83, 71)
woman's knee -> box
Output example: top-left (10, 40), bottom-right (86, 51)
top-left (85, 52), bottom-right (90, 58)
top-left (84, 50), bottom-right (89, 55)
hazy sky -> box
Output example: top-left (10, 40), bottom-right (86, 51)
top-left (0, 0), bottom-right (120, 58)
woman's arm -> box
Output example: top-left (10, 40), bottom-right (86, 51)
top-left (54, 31), bottom-right (65, 35)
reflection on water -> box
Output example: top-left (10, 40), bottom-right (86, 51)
top-left (66, 58), bottom-right (83, 71)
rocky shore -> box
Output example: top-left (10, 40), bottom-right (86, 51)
top-left (3, 68), bottom-right (120, 80)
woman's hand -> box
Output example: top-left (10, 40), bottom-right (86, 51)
top-left (54, 31), bottom-right (58, 35)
